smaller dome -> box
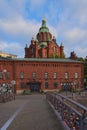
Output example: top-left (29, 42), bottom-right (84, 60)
top-left (42, 19), bottom-right (46, 26)
top-left (39, 19), bottom-right (49, 33)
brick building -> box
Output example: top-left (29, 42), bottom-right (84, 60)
top-left (0, 19), bottom-right (84, 94)
top-left (0, 57), bottom-right (84, 94)
top-left (0, 51), bottom-right (17, 58)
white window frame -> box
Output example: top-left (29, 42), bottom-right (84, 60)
top-left (53, 72), bottom-right (57, 79)
top-left (75, 72), bottom-right (78, 79)
top-left (44, 72), bottom-right (48, 79)
top-left (65, 72), bottom-right (68, 79)
top-left (32, 72), bottom-right (36, 79)
top-left (20, 72), bottom-right (24, 79)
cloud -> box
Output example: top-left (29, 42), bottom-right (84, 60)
top-left (63, 28), bottom-right (87, 43)
top-left (0, 40), bottom-right (24, 57)
top-left (0, 17), bottom-right (57, 41)
top-left (0, 17), bottom-right (58, 57)
top-left (0, 17), bottom-right (40, 40)
top-left (0, 0), bottom-right (27, 19)
top-left (0, 0), bottom-right (87, 58)
top-left (64, 0), bottom-right (87, 25)
top-left (29, 0), bottom-right (46, 9)
top-left (75, 47), bottom-right (87, 58)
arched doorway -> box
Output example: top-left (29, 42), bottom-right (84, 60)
top-left (29, 82), bottom-right (41, 92)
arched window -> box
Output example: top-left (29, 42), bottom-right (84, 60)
top-left (32, 72), bottom-right (36, 79)
top-left (75, 72), bottom-right (79, 79)
top-left (44, 82), bottom-right (48, 89)
top-left (0, 72), bottom-right (3, 78)
top-left (53, 72), bottom-right (57, 79)
top-left (65, 72), bottom-right (69, 79)
top-left (44, 72), bottom-right (48, 79)
top-left (53, 46), bottom-right (56, 53)
top-left (20, 72), bottom-right (24, 79)
top-left (6, 72), bottom-right (10, 79)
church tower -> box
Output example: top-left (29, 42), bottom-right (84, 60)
top-left (25, 19), bottom-right (64, 58)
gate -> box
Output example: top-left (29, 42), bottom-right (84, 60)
top-left (29, 82), bottom-right (40, 92)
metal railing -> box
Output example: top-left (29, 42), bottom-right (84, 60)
top-left (46, 92), bottom-right (87, 130)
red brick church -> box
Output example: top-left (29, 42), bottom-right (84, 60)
top-left (0, 19), bottom-right (84, 94)
top-left (25, 19), bottom-right (64, 59)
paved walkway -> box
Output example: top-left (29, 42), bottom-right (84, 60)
top-left (0, 94), bottom-right (64, 130)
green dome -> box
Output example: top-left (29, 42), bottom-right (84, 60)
top-left (39, 42), bottom-right (47, 48)
top-left (39, 19), bottom-right (49, 33)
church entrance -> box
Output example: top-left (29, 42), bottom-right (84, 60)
top-left (29, 82), bottom-right (41, 92)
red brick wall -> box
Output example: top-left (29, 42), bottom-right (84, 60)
top-left (0, 59), bottom-right (84, 94)
top-left (13, 60), bottom-right (84, 93)
top-left (0, 60), bottom-right (14, 91)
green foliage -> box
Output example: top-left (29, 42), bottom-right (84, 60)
top-left (49, 54), bottom-right (64, 58)
top-left (55, 55), bottom-right (59, 58)
top-left (71, 88), bottom-right (75, 93)
top-left (49, 54), bottom-right (54, 58)
top-left (40, 90), bottom-right (44, 94)
top-left (84, 57), bottom-right (87, 85)
top-left (77, 57), bottom-right (84, 61)
top-left (23, 90), bottom-right (31, 95)
top-left (54, 82), bottom-right (58, 88)
top-left (58, 89), bottom-right (63, 93)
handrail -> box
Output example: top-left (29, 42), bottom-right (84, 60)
top-left (58, 94), bottom-right (87, 112)
top-left (46, 92), bottom-right (87, 130)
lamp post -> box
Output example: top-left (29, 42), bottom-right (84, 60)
top-left (11, 80), bottom-right (16, 94)
top-left (3, 69), bottom-right (7, 80)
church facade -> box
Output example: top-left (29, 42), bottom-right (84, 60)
top-left (25, 19), bottom-right (64, 59)
top-left (0, 20), bottom-right (84, 94)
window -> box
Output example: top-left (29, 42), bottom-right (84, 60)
top-left (31, 48), bottom-right (34, 53)
top-left (32, 55), bottom-right (34, 58)
top-left (53, 73), bottom-right (57, 79)
top-left (65, 72), bottom-right (68, 79)
top-left (44, 82), bottom-right (48, 89)
top-left (6, 72), bottom-right (10, 79)
top-left (54, 82), bottom-right (58, 88)
top-left (0, 72), bottom-right (3, 78)
top-left (53, 46), bottom-right (56, 52)
top-left (75, 72), bottom-right (78, 79)
top-left (20, 72), bottom-right (24, 79)
top-left (44, 73), bottom-right (48, 79)
top-left (32, 72), bottom-right (36, 79)
top-left (20, 82), bottom-right (26, 88)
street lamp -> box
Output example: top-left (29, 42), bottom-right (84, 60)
top-left (3, 69), bottom-right (7, 80)
top-left (11, 80), bottom-right (16, 93)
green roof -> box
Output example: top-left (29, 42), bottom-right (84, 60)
top-left (12, 58), bottom-right (83, 63)
top-left (39, 19), bottom-right (49, 33)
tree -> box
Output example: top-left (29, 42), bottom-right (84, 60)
top-left (84, 57), bottom-right (87, 86)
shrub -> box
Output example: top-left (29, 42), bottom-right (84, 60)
top-left (23, 90), bottom-right (31, 95)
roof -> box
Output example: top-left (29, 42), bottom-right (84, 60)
top-left (39, 19), bottom-right (49, 33)
top-left (0, 51), bottom-right (17, 58)
top-left (12, 58), bottom-right (83, 63)
top-left (0, 56), bottom-right (13, 61)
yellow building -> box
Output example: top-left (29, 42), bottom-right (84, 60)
top-left (0, 51), bottom-right (17, 58)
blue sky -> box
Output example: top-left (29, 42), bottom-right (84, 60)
top-left (0, 0), bottom-right (87, 58)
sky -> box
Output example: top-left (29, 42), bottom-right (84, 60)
top-left (0, 0), bottom-right (87, 58)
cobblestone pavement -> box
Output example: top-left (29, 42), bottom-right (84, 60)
top-left (0, 94), bottom-right (64, 130)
